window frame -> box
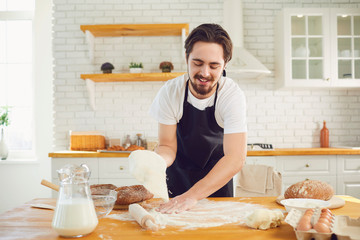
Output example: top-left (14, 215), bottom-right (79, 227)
top-left (0, 10), bottom-right (36, 160)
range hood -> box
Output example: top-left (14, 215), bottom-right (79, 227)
top-left (223, 0), bottom-right (271, 79)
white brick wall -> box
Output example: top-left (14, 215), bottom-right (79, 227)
top-left (52, 0), bottom-right (360, 150)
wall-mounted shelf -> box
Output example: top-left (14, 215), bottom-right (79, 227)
top-left (80, 23), bottom-right (189, 63)
top-left (81, 72), bottom-right (186, 82)
top-left (80, 23), bottom-right (189, 37)
top-left (82, 72), bottom-right (186, 111)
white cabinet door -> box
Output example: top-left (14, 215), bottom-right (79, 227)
top-left (337, 175), bottom-right (360, 199)
top-left (330, 9), bottom-right (360, 87)
top-left (276, 8), bottom-right (360, 89)
top-left (336, 155), bottom-right (360, 198)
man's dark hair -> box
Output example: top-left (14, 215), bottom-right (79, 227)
top-left (184, 23), bottom-right (233, 63)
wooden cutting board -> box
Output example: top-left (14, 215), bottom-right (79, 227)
top-left (276, 195), bottom-right (345, 209)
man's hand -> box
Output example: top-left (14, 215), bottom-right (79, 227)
top-left (157, 194), bottom-right (197, 214)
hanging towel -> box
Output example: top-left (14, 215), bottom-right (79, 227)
top-left (235, 164), bottom-right (282, 197)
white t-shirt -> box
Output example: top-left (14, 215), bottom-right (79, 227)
top-left (149, 74), bottom-right (247, 134)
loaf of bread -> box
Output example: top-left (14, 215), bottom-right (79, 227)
top-left (284, 180), bottom-right (334, 201)
top-left (115, 185), bottom-right (154, 205)
top-left (90, 184), bottom-right (117, 195)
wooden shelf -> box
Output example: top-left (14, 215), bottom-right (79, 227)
top-left (81, 72), bottom-right (186, 82)
top-left (80, 23), bottom-right (189, 37)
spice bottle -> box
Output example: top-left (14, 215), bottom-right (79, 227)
top-left (320, 121), bottom-right (329, 148)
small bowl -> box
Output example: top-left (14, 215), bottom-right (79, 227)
top-left (281, 198), bottom-right (330, 212)
top-left (92, 190), bottom-right (117, 218)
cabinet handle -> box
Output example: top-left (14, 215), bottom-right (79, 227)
top-left (119, 166), bottom-right (124, 170)
top-left (305, 164), bottom-right (310, 168)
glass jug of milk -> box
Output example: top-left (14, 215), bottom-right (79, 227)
top-left (52, 163), bottom-right (98, 238)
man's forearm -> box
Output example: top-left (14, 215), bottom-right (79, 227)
top-left (155, 144), bottom-right (177, 167)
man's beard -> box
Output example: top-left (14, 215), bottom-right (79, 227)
top-left (189, 73), bottom-right (217, 96)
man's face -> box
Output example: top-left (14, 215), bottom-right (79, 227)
top-left (187, 41), bottom-right (225, 99)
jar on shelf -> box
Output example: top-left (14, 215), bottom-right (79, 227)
top-left (123, 135), bottom-right (132, 149)
top-left (136, 133), bottom-right (143, 147)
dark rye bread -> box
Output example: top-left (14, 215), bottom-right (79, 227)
top-left (284, 180), bottom-right (334, 201)
top-left (115, 185), bottom-right (154, 205)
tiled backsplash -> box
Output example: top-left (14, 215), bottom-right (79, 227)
top-left (52, 0), bottom-right (360, 150)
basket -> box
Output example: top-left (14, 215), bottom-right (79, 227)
top-left (70, 131), bottom-right (106, 151)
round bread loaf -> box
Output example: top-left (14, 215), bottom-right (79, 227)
top-left (115, 185), bottom-right (154, 205)
top-left (284, 180), bottom-right (334, 201)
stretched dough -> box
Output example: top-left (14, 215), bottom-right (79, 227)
top-left (128, 150), bottom-right (169, 202)
top-left (245, 209), bottom-right (284, 230)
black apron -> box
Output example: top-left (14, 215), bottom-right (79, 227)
top-left (166, 80), bottom-right (233, 198)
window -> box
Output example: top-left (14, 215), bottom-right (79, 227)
top-left (0, 0), bottom-right (35, 158)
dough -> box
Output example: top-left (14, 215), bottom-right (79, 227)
top-left (128, 150), bottom-right (169, 202)
top-left (245, 209), bottom-right (284, 230)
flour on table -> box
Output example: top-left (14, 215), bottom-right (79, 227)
top-left (128, 150), bottom-right (169, 202)
top-left (107, 199), bottom-right (267, 230)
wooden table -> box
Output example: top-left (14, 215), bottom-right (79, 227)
top-left (1, 196), bottom-right (359, 240)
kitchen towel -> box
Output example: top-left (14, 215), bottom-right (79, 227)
top-left (235, 164), bottom-right (282, 197)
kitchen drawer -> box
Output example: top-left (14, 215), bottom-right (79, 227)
top-left (98, 178), bottom-right (141, 187)
top-left (51, 158), bottom-right (99, 179)
top-left (277, 156), bottom-right (336, 176)
top-left (98, 158), bottom-right (133, 179)
top-left (337, 155), bottom-right (360, 174)
top-left (282, 175), bottom-right (337, 195)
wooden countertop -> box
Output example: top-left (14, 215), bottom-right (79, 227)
top-left (1, 196), bottom-right (359, 240)
top-left (48, 148), bottom-right (360, 158)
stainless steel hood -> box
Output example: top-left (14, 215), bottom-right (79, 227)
top-left (223, 0), bottom-right (271, 79)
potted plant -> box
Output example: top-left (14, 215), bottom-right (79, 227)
top-left (0, 106), bottom-right (10, 160)
top-left (129, 62), bottom-right (143, 73)
top-left (159, 61), bottom-right (174, 73)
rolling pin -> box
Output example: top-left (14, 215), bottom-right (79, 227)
top-left (129, 203), bottom-right (158, 231)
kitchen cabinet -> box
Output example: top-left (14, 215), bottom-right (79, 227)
top-left (50, 150), bottom-right (360, 198)
top-left (51, 157), bottom-right (99, 197)
top-left (51, 157), bottom-right (139, 197)
top-left (80, 23), bottom-right (189, 110)
top-left (336, 155), bottom-right (360, 197)
top-left (275, 8), bottom-right (360, 89)
top-left (277, 155), bottom-right (337, 194)
top-left (243, 156), bottom-right (338, 195)
top-left (98, 157), bottom-right (140, 187)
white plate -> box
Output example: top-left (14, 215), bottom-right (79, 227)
top-left (280, 198), bottom-right (331, 212)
